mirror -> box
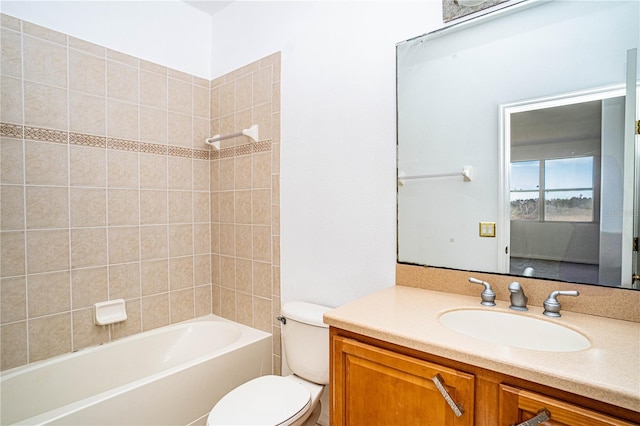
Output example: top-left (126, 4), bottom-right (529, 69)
top-left (397, 0), bottom-right (639, 288)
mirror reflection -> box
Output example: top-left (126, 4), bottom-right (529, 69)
top-left (396, 0), bottom-right (639, 289)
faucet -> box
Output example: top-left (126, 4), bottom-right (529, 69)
top-left (508, 281), bottom-right (528, 311)
top-left (468, 278), bottom-right (496, 306)
top-left (543, 290), bottom-right (579, 317)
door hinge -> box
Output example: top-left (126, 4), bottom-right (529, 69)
top-left (633, 237), bottom-right (639, 252)
top-left (636, 120), bottom-right (640, 135)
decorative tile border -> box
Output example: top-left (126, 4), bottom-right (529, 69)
top-left (0, 123), bottom-right (267, 160)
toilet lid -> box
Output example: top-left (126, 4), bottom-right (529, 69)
top-left (208, 375), bottom-right (311, 426)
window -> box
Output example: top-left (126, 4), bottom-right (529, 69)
top-left (510, 157), bottom-right (594, 222)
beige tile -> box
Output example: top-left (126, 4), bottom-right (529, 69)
top-left (212, 283), bottom-right (221, 314)
top-left (140, 107), bottom-right (168, 144)
top-left (25, 140), bottom-right (68, 186)
top-left (253, 151), bottom-right (271, 189)
top-left (168, 78), bottom-right (192, 115)
top-left (141, 259), bottom-right (168, 296)
top-left (168, 156), bottom-right (192, 190)
top-left (71, 227), bottom-right (107, 269)
top-left (71, 266), bottom-right (108, 309)
top-left (1, 28), bottom-right (22, 78)
top-left (169, 224), bottom-right (193, 257)
top-left (108, 226), bottom-right (139, 264)
top-left (235, 110), bottom-right (252, 143)
top-left (111, 298), bottom-right (141, 340)
top-left (69, 145), bottom-right (106, 188)
top-left (272, 111), bottom-right (281, 144)
top-left (1, 76), bottom-right (23, 124)
top-left (107, 48), bottom-right (138, 67)
top-left (168, 112), bottom-right (192, 148)
top-left (26, 229), bottom-right (69, 274)
top-left (236, 224), bottom-right (252, 259)
top-left (168, 68), bottom-right (191, 83)
top-left (107, 99), bottom-right (138, 140)
top-left (107, 60), bottom-right (138, 103)
top-left (23, 21), bottom-right (66, 44)
top-left (23, 35), bottom-right (67, 88)
top-left (1, 185), bottom-right (24, 231)
top-left (72, 308), bottom-right (109, 351)
top-left (236, 258), bottom-right (252, 294)
top-left (70, 188), bottom-right (106, 228)
top-left (140, 70), bottom-right (167, 110)
top-left (169, 256), bottom-right (193, 290)
top-left (107, 149), bottom-right (138, 188)
top-left (193, 159), bottom-right (209, 192)
top-left (26, 186), bottom-right (69, 229)
top-left (168, 191), bottom-right (193, 224)
top-left (219, 115), bottom-right (235, 149)
top-left (69, 91), bottom-right (106, 136)
top-left (210, 192), bottom-right (220, 223)
top-left (234, 155), bottom-right (252, 190)
top-left (235, 190), bottom-right (251, 224)
top-left (140, 153), bottom-right (167, 189)
top-left (140, 190), bottom-right (167, 225)
top-left (272, 265), bottom-right (280, 298)
top-left (272, 204), bottom-right (280, 235)
top-left (69, 49), bottom-right (105, 96)
top-left (69, 36), bottom-right (105, 56)
top-left (1, 138), bottom-right (24, 185)
top-left (170, 287), bottom-right (194, 324)
top-left (236, 291), bottom-right (252, 326)
top-left (253, 66), bottom-right (272, 106)
top-left (252, 189), bottom-right (271, 225)
top-left (1, 276), bottom-right (26, 323)
top-left (1, 321), bottom-right (27, 370)
top-left (108, 189), bottom-right (139, 226)
top-left (272, 82), bottom-right (281, 114)
top-left (219, 223), bottom-right (235, 256)
top-left (194, 191), bottom-right (210, 223)
top-left (1, 231), bottom-right (25, 277)
top-left (28, 271), bottom-right (70, 318)
top-left (220, 255), bottom-right (235, 289)
top-left (235, 74), bottom-right (252, 112)
top-left (193, 117), bottom-right (209, 150)
top-left (219, 81), bottom-right (235, 117)
top-left (253, 296), bottom-right (272, 332)
top-left (210, 223), bottom-right (220, 254)
top-left (194, 254), bottom-right (210, 286)
top-left (140, 59), bottom-right (167, 76)
top-left (109, 262), bottom-right (140, 300)
top-left (195, 284), bottom-right (212, 317)
top-left (219, 158), bottom-right (234, 191)
top-left (220, 287), bottom-right (236, 321)
top-left (1, 14), bottom-right (21, 31)
top-left (219, 191), bottom-right (234, 224)
top-left (272, 235), bottom-right (280, 267)
top-left (210, 86), bottom-right (220, 119)
top-left (253, 261), bottom-right (272, 298)
top-left (28, 312), bottom-right (71, 363)
top-left (193, 85), bottom-right (209, 119)
top-left (253, 103), bottom-right (272, 141)
top-left (140, 225), bottom-right (168, 260)
top-left (24, 81), bottom-right (68, 130)
top-left (142, 293), bottom-right (169, 331)
top-left (252, 225), bottom-right (271, 262)
top-left (194, 223), bottom-right (210, 255)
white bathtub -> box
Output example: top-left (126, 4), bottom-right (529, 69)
top-left (0, 315), bottom-right (272, 425)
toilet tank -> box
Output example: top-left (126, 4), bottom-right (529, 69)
top-left (280, 302), bottom-right (332, 385)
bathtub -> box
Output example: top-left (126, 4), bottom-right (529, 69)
top-left (0, 315), bottom-right (272, 425)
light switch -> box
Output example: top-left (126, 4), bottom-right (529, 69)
top-left (479, 222), bottom-right (496, 237)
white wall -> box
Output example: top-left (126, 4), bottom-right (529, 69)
top-left (210, 1), bottom-right (440, 308)
top-left (1, 0), bottom-right (212, 78)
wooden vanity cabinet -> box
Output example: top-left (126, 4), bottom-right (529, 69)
top-left (330, 328), bottom-right (640, 426)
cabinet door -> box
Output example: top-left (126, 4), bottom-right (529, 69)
top-left (331, 336), bottom-right (474, 426)
top-left (499, 384), bottom-right (637, 426)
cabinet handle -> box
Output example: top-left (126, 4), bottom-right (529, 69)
top-left (431, 374), bottom-right (464, 417)
top-left (512, 408), bottom-right (551, 426)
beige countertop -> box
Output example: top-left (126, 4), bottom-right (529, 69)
top-left (323, 285), bottom-right (640, 412)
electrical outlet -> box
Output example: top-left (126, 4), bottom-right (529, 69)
top-left (479, 222), bottom-right (496, 237)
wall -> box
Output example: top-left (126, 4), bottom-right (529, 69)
top-left (209, 1), bottom-right (439, 309)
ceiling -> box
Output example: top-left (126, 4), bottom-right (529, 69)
top-left (182, 1), bottom-right (235, 16)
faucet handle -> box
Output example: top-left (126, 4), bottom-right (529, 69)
top-left (543, 290), bottom-right (579, 317)
top-left (469, 277), bottom-right (496, 306)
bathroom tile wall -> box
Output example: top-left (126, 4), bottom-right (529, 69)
top-left (209, 52), bottom-right (282, 374)
top-left (0, 13), bottom-right (282, 372)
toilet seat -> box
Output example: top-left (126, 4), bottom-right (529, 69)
top-left (207, 375), bottom-right (312, 426)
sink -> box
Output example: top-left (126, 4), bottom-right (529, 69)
top-left (439, 309), bottom-right (590, 352)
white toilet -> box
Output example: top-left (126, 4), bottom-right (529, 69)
top-left (207, 301), bottom-right (332, 426)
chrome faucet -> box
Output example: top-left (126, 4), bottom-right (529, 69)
top-left (543, 290), bottom-right (579, 317)
top-left (468, 277), bottom-right (496, 306)
top-left (508, 281), bottom-right (528, 311)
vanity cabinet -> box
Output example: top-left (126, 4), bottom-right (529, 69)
top-left (330, 328), bottom-right (640, 426)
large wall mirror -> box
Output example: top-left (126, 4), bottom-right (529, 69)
top-left (397, 0), bottom-right (639, 289)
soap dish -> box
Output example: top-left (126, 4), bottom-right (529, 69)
top-left (94, 299), bottom-right (127, 325)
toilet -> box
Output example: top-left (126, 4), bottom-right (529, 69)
top-left (207, 301), bottom-right (332, 426)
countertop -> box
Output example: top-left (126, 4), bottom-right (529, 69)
top-left (323, 285), bottom-right (640, 412)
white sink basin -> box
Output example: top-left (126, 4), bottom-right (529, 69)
top-left (439, 309), bottom-right (590, 352)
